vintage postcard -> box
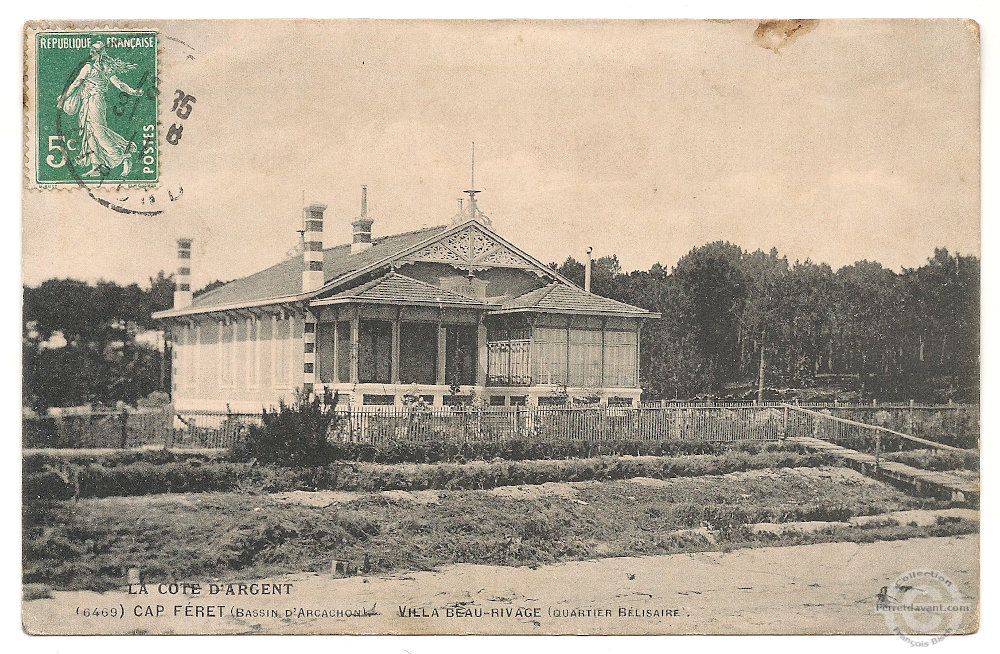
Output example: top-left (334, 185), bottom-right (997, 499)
top-left (21, 19), bottom-right (980, 636)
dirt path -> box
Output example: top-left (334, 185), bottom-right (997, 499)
top-left (23, 535), bottom-right (978, 635)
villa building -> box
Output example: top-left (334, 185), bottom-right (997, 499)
top-left (152, 185), bottom-right (659, 411)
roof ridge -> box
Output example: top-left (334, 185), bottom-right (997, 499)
top-left (339, 274), bottom-right (388, 296)
top-left (535, 282), bottom-right (561, 303)
top-left (322, 224), bottom-right (447, 253)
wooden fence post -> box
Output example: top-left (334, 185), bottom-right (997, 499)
top-left (165, 404), bottom-right (175, 448)
top-left (119, 408), bottom-right (129, 448)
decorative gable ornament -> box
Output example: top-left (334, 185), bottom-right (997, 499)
top-left (399, 224), bottom-right (538, 273)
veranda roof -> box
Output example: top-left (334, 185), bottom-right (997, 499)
top-left (498, 283), bottom-right (659, 317)
top-left (311, 272), bottom-right (496, 309)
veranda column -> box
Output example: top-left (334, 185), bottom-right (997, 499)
top-left (600, 318), bottom-right (607, 392)
top-left (476, 314), bottom-right (488, 387)
top-left (634, 322), bottom-right (644, 406)
top-left (349, 315), bottom-right (360, 384)
top-left (332, 319), bottom-right (339, 383)
top-left (390, 315), bottom-right (401, 385)
top-left (565, 317), bottom-right (572, 388)
top-left (436, 322), bottom-right (447, 385)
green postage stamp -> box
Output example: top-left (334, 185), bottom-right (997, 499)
top-left (30, 30), bottom-right (158, 186)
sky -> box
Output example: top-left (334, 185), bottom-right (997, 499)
top-left (22, 19), bottom-right (980, 290)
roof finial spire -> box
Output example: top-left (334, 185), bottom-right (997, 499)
top-left (452, 142), bottom-right (492, 228)
top-left (464, 141), bottom-right (480, 215)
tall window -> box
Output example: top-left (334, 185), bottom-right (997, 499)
top-left (530, 327), bottom-right (567, 385)
top-left (219, 321), bottom-right (234, 387)
top-left (399, 322), bottom-right (437, 384)
top-left (336, 322), bottom-right (351, 382)
top-left (445, 325), bottom-right (477, 386)
top-left (174, 325), bottom-right (188, 391)
top-left (317, 322), bottom-right (336, 384)
top-left (285, 315), bottom-right (298, 388)
top-left (246, 317), bottom-right (260, 388)
top-left (487, 326), bottom-right (530, 386)
top-left (568, 329), bottom-right (602, 387)
top-left (188, 324), bottom-right (200, 387)
top-left (358, 320), bottom-right (392, 383)
top-left (605, 331), bottom-right (638, 387)
top-left (273, 316), bottom-right (291, 388)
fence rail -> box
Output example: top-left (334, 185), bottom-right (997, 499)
top-left (779, 403), bottom-right (973, 456)
top-left (332, 405), bottom-right (790, 445)
top-left (22, 402), bottom-right (978, 450)
top-left (22, 407), bottom-right (174, 449)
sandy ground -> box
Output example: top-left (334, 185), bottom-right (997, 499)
top-left (750, 508), bottom-right (978, 534)
top-left (23, 534), bottom-right (978, 635)
top-left (261, 465), bottom-right (878, 507)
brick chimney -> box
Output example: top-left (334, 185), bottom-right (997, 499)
top-left (173, 238), bottom-right (193, 308)
top-left (302, 202), bottom-right (326, 292)
top-left (351, 185), bottom-right (374, 255)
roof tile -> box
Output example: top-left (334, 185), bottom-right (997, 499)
top-left (191, 225), bottom-right (448, 310)
top-left (502, 283), bottom-right (652, 315)
top-left (328, 273), bottom-right (489, 306)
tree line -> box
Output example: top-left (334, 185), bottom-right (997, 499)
top-left (553, 244), bottom-right (978, 403)
top-left (22, 273), bottom-right (226, 411)
top-left (22, 244), bottom-right (978, 410)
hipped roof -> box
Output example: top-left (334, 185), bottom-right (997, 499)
top-left (188, 225), bottom-right (449, 311)
top-left (153, 218), bottom-right (657, 320)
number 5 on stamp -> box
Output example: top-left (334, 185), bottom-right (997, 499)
top-left (32, 30), bottom-right (158, 186)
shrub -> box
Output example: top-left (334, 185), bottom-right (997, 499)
top-left (231, 390), bottom-right (340, 466)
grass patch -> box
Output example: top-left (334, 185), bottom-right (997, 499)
top-left (24, 444), bottom-right (838, 500)
top-left (24, 469), bottom-right (963, 591)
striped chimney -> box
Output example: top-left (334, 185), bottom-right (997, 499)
top-left (173, 238), bottom-right (193, 308)
top-left (302, 202), bottom-right (326, 292)
top-left (351, 186), bottom-right (374, 255)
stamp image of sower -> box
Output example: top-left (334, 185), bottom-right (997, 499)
top-left (33, 30), bottom-right (158, 186)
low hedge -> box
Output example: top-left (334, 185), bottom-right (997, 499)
top-left (22, 448), bottom-right (223, 474)
top-left (23, 447), bottom-right (838, 501)
top-left (320, 438), bottom-right (791, 463)
top-left (25, 438), bottom-right (804, 470)
top-left (881, 448), bottom-right (979, 472)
